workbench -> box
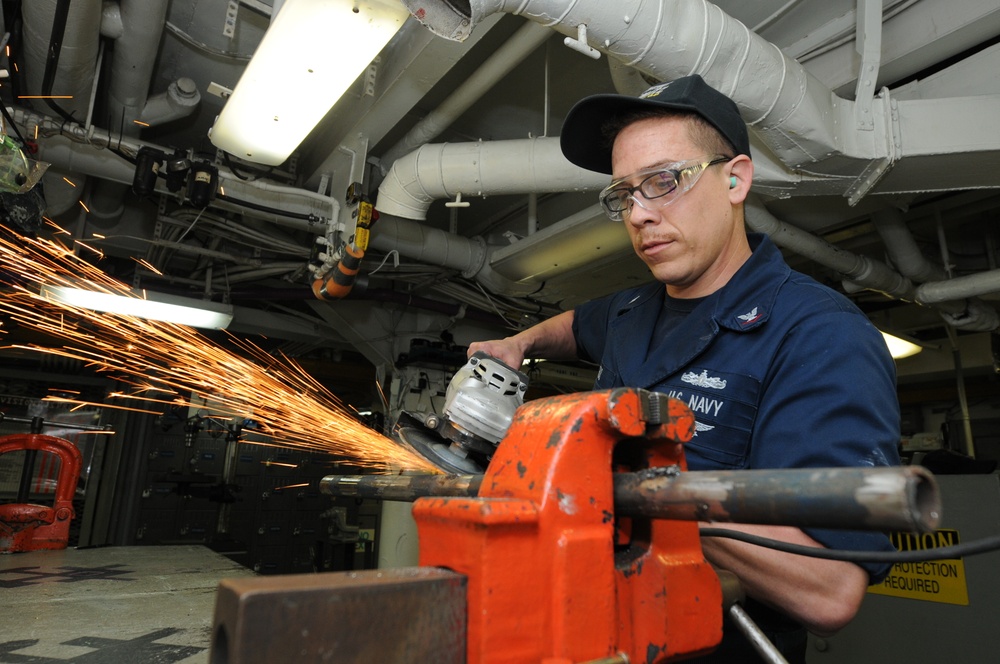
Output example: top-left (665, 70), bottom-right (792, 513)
top-left (0, 545), bottom-right (253, 663)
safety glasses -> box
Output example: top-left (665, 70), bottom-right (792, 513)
top-left (599, 155), bottom-right (731, 221)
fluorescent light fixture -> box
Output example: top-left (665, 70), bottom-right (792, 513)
top-left (40, 284), bottom-right (234, 330)
top-left (209, 0), bottom-right (410, 166)
top-left (880, 330), bottom-right (923, 360)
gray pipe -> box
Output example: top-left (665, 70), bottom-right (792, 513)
top-left (107, 0), bottom-right (171, 131)
top-left (744, 198), bottom-right (915, 299)
top-left (379, 22), bottom-right (553, 170)
top-left (917, 271), bottom-right (1000, 304)
top-left (20, 109), bottom-right (336, 231)
top-left (873, 208), bottom-right (1000, 330)
top-left (872, 208), bottom-right (947, 283)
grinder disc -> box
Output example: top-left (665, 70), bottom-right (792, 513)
top-left (395, 417), bottom-right (485, 475)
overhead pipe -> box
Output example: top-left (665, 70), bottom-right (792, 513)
top-left (89, 0), bottom-right (172, 224)
top-left (20, 109), bottom-right (337, 232)
top-left (872, 208), bottom-right (947, 284)
top-left (401, 0), bottom-right (881, 172)
top-left (21, 0), bottom-right (102, 216)
top-left (916, 272), bottom-right (1000, 305)
top-left (139, 77), bottom-right (202, 127)
top-left (378, 21), bottom-right (553, 171)
top-left (105, 0), bottom-right (171, 132)
top-left (746, 199), bottom-right (999, 332)
top-left (376, 137), bottom-right (608, 221)
top-left (872, 208), bottom-right (999, 330)
top-left (744, 197), bottom-right (915, 300)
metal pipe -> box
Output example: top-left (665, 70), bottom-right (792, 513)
top-left (17, 110), bottom-right (337, 229)
top-left (945, 326), bottom-right (976, 458)
top-left (916, 269), bottom-right (1000, 304)
top-left (321, 473), bottom-right (484, 502)
top-left (747, 198), bottom-right (1000, 331)
top-left (321, 465), bottom-right (941, 533)
top-left (728, 604), bottom-right (790, 664)
top-left (378, 21), bottom-right (552, 170)
top-left (745, 197), bottom-right (915, 300)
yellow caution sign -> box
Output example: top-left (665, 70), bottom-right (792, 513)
top-left (868, 529), bottom-right (969, 605)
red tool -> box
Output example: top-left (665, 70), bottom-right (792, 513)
top-left (413, 387), bottom-right (723, 663)
top-left (0, 433), bottom-right (82, 552)
top-left (215, 382), bottom-right (937, 663)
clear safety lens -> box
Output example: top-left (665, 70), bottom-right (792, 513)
top-left (599, 155), bottom-right (731, 221)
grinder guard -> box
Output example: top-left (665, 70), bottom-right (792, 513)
top-left (398, 351), bottom-right (529, 473)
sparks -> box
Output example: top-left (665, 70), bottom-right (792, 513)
top-left (132, 257), bottom-right (162, 275)
top-left (0, 224), bottom-right (439, 473)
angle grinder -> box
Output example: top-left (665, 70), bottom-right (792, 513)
top-left (396, 351), bottom-right (529, 474)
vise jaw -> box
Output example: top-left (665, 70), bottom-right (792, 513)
top-left (414, 387), bottom-right (722, 663)
top-left (210, 389), bottom-right (722, 664)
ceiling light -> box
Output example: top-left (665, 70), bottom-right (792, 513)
top-left (40, 284), bottom-right (234, 330)
top-left (208, 0), bottom-right (410, 166)
top-left (880, 330), bottom-right (923, 360)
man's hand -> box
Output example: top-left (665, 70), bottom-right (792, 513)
top-left (466, 310), bottom-right (579, 367)
top-left (468, 339), bottom-right (526, 368)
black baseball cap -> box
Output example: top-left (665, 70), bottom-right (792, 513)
top-left (560, 74), bottom-right (751, 174)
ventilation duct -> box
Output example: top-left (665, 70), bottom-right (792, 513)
top-left (401, 0), bottom-right (1000, 201)
top-left (377, 137), bottom-right (608, 221)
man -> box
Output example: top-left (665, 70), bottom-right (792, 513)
top-left (469, 75), bottom-right (900, 662)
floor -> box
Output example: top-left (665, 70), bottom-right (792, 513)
top-left (0, 545), bottom-right (254, 663)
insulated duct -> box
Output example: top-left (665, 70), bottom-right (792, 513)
top-left (872, 208), bottom-right (947, 284)
top-left (401, 0), bottom-right (880, 171)
top-left (744, 198), bottom-right (915, 300)
top-left (401, 0), bottom-right (1000, 202)
top-left (368, 214), bottom-right (538, 296)
top-left (917, 273), bottom-right (1000, 305)
top-left (105, 0), bottom-right (171, 131)
top-left (89, 0), bottom-right (172, 224)
top-left (22, 0), bottom-right (102, 216)
top-left (376, 137), bottom-right (608, 221)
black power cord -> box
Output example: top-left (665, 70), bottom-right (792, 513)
top-left (700, 527), bottom-right (1000, 563)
